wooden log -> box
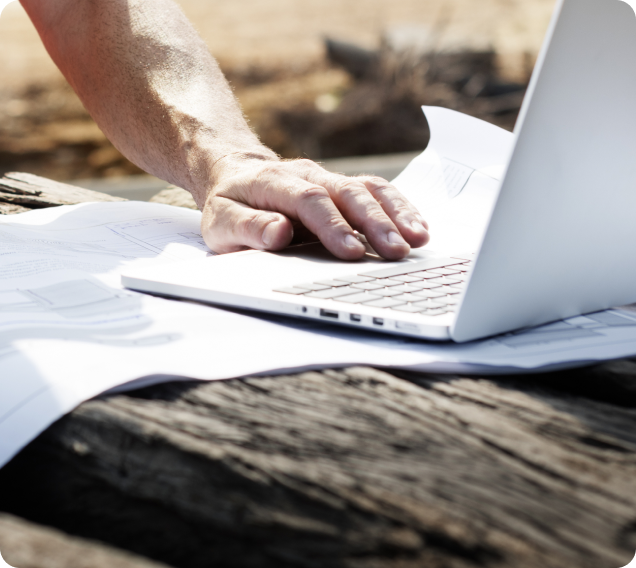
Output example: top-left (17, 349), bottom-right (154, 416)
top-left (1, 365), bottom-right (636, 568)
top-left (0, 514), bottom-right (170, 568)
top-left (0, 172), bottom-right (124, 212)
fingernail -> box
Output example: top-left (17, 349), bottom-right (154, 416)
top-left (416, 214), bottom-right (429, 230)
top-left (262, 222), bottom-right (278, 247)
top-left (345, 234), bottom-right (361, 248)
top-left (388, 231), bottom-right (406, 245)
top-left (411, 220), bottom-right (424, 231)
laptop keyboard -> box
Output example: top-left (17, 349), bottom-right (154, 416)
top-left (273, 256), bottom-right (472, 317)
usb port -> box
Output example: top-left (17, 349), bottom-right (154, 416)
top-left (320, 309), bottom-right (339, 320)
top-left (350, 314), bottom-right (362, 322)
top-left (372, 317), bottom-right (384, 326)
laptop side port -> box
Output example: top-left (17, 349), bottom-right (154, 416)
top-left (372, 317), bottom-right (384, 326)
top-left (350, 314), bottom-right (362, 322)
top-left (320, 309), bottom-right (339, 320)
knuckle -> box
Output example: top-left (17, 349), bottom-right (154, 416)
top-left (294, 158), bottom-right (320, 170)
top-left (256, 161), bottom-right (289, 180)
top-left (298, 185), bottom-right (330, 203)
top-left (326, 214), bottom-right (346, 228)
top-left (239, 212), bottom-right (267, 239)
top-left (315, 214), bottom-right (348, 237)
top-left (333, 177), bottom-right (368, 196)
top-left (362, 175), bottom-right (392, 190)
top-left (365, 208), bottom-right (392, 225)
top-left (371, 186), bottom-right (406, 208)
top-left (392, 202), bottom-right (413, 215)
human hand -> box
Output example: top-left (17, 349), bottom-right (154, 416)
top-left (23, 0), bottom-right (429, 262)
top-left (201, 156), bottom-right (429, 261)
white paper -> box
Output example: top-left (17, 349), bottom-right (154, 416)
top-left (0, 202), bottom-right (368, 466)
top-left (2, 109), bottom-right (636, 469)
top-left (392, 106), bottom-right (514, 255)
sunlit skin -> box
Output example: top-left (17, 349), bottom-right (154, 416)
top-left (20, 0), bottom-right (430, 260)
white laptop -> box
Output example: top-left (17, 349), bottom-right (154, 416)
top-left (122, 0), bottom-right (636, 343)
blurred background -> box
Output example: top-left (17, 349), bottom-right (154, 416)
top-left (0, 0), bottom-right (557, 199)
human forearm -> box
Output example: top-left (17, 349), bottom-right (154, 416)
top-left (20, 0), bottom-right (276, 208)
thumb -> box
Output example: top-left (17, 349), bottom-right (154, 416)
top-left (201, 195), bottom-right (293, 254)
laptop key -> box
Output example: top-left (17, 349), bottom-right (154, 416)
top-left (409, 271), bottom-right (441, 279)
top-left (273, 287), bottom-right (308, 295)
top-left (306, 287), bottom-right (358, 299)
top-left (412, 289), bottom-right (447, 299)
top-left (314, 279), bottom-right (350, 288)
top-left (392, 293), bottom-right (419, 302)
top-left (392, 274), bottom-right (424, 283)
top-left (427, 268), bottom-right (462, 276)
top-left (294, 282), bottom-right (331, 291)
top-left (365, 298), bottom-right (407, 309)
top-left (358, 257), bottom-right (462, 279)
top-left (376, 278), bottom-right (405, 287)
top-left (333, 292), bottom-right (380, 304)
top-left (373, 288), bottom-right (406, 297)
top-left (401, 282), bottom-right (427, 292)
top-left (351, 282), bottom-right (384, 291)
top-left (333, 275), bottom-right (375, 284)
top-left (392, 304), bottom-right (427, 313)
top-left (418, 281), bottom-right (445, 289)
top-left (452, 263), bottom-right (471, 272)
top-left (388, 283), bottom-right (426, 294)
top-left (428, 277), bottom-right (463, 286)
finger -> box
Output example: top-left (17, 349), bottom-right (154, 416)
top-left (218, 168), bottom-right (367, 260)
top-left (291, 182), bottom-right (367, 260)
top-left (201, 195), bottom-right (293, 254)
top-left (357, 175), bottom-right (430, 247)
top-left (289, 160), bottom-right (430, 245)
top-left (311, 173), bottom-right (412, 260)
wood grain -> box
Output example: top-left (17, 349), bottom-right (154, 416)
top-left (1, 365), bottom-right (636, 568)
top-left (0, 172), bottom-right (124, 212)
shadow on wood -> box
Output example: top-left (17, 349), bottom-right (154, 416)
top-left (0, 514), bottom-right (170, 568)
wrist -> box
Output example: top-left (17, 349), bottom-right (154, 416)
top-left (210, 149), bottom-right (280, 186)
top-left (185, 146), bottom-right (279, 209)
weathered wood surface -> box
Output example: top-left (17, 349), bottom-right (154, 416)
top-left (0, 172), bottom-right (123, 214)
top-left (1, 174), bottom-right (636, 568)
top-left (2, 366), bottom-right (636, 568)
top-left (0, 514), bottom-right (170, 568)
